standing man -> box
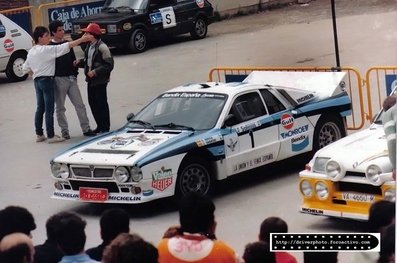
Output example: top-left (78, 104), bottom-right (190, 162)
top-left (48, 20), bottom-right (96, 140)
top-left (76, 23), bottom-right (114, 134)
top-left (23, 26), bottom-right (90, 143)
top-left (382, 95), bottom-right (396, 179)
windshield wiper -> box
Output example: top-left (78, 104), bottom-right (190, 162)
top-left (128, 119), bottom-right (155, 130)
top-left (155, 123), bottom-right (195, 131)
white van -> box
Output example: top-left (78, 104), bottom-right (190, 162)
top-left (0, 13), bottom-right (32, 82)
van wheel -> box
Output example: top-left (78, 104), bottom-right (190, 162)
top-left (128, 29), bottom-right (147, 53)
top-left (6, 52), bottom-right (28, 82)
top-left (190, 17), bottom-right (207, 39)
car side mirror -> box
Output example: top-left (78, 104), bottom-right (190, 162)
top-left (223, 114), bottom-right (237, 128)
top-left (126, 112), bottom-right (135, 122)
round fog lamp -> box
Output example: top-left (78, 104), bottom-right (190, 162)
top-left (315, 181), bottom-right (329, 199)
top-left (366, 165), bottom-right (382, 186)
top-left (115, 167), bottom-right (130, 183)
top-left (300, 180), bottom-right (313, 197)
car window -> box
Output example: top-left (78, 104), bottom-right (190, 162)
top-left (149, 0), bottom-right (174, 9)
top-left (0, 20), bottom-right (5, 39)
top-left (260, 89), bottom-right (286, 114)
top-left (229, 92), bottom-right (267, 124)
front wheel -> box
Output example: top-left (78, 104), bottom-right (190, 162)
top-left (128, 29), bottom-right (147, 53)
top-left (176, 158), bottom-right (212, 197)
top-left (313, 115), bottom-right (345, 152)
top-left (6, 52), bottom-right (28, 82)
top-left (190, 17), bottom-right (208, 39)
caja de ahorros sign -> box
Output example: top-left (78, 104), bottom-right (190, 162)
top-left (48, 1), bottom-right (105, 33)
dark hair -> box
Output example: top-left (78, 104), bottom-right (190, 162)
top-left (179, 192), bottom-right (215, 235)
top-left (102, 233), bottom-right (158, 263)
top-left (0, 206), bottom-right (36, 241)
top-left (45, 212), bottom-right (65, 242)
top-left (100, 208), bottom-right (130, 243)
top-left (383, 96), bottom-right (397, 111)
top-left (54, 212), bottom-right (86, 255)
top-left (368, 200), bottom-right (395, 232)
top-left (304, 252), bottom-right (338, 263)
top-left (378, 223), bottom-right (395, 263)
top-left (259, 217), bottom-right (288, 242)
top-left (243, 241), bottom-right (275, 263)
top-left (0, 243), bottom-right (32, 263)
top-left (32, 26), bottom-right (49, 44)
top-left (48, 20), bottom-right (64, 36)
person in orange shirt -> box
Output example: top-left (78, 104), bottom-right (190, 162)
top-left (158, 193), bottom-right (239, 263)
top-left (258, 217), bottom-right (297, 263)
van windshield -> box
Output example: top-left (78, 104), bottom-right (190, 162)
top-left (104, 0), bottom-right (148, 10)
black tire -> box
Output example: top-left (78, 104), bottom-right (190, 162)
top-left (313, 115), bottom-right (346, 152)
top-left (190, 17), bottom-right (208, 39)
top-left (128, 29), bottom-right (147, 53)
top-left (6, 52), bottom-right (28, 82)
top-left (176, 157), bottom-right (212, 197)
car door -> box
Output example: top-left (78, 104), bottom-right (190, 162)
top-left (0, 18), bottom-right (8, 71)
top-left (261, 89), bottom-right (314, 160)
top-left (148, 0), bottom-right (179, 35)
top-left (223, 91), bottom-right (280, 176)
top-left (172, 0), bottom-right (197, 33)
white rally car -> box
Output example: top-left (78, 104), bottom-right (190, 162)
top-left (50, 71), bottom-right (351, 203)
top-left (299, 97), bottom-right (395, 220)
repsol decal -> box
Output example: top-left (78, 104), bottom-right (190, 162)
top-left (280, 125), bottom-right (309, 139)
top-left (108, 196), bottom-right (141, 201)
top-left (291, 135), bottom-right (309, 152)
top-left (281, 113), bottom-right (294, 129)
top-left (302, 208), bottom-right (323, 214)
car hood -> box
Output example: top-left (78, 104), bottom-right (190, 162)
top-left (53, 129), bottom-right (192, 166)
top-left (316, 124), bottom-right (388, 166)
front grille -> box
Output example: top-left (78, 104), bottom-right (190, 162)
top-left (336, 182), bottom-right (382, 195)
top-left (345, 171), bottom-right (365, 178)
top-left (69, 180), bottom-right (120, 193)
top-left (71, 166), bottom-right (114, 179)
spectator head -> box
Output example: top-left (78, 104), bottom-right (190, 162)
top-left (0, 233), bottom-right (34, 263)
top-left (179, 193), bottom-right (216, 236)
top-left (82, 23), bottom-right (102, 40)
top-left (45, 212), bottom-right (66, 243)
top-left (378, 223), bottom-right (395, 263)
top-left (0, 206), bottom-right (36, 241)
top-left (368, 200), bottom-right (395, 233)
top-left (304, 252), bottom-right (338, 263)
top-left (48, 20), bottom-right (64, 36)
top-left (259, 217), bottom-right (288, 242)
top-left (382, 96), bottom-right (397, 111)
top-left (102, 233), bottom-right (158, 263)
top-left (54, 212), bottom-right (86, 255)
top-left (243, 241), bottom-right (275, 263)
top-left (32, 26), bottom-right (50, 44)
top-left (100, 208), bottom-right (130, 243)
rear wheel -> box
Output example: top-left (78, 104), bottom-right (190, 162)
top-left (128, 29), bottom-right (147, 53)
top-left (313, 115), bottom-right (345, 152)
top-left (6, 52), bottom-right (28, 82)
top-left (190, 17), bottom-right (208, 39)
top-left (176, 157), bottom-right (212, 197)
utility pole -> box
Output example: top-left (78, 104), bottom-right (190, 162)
top-left (331, 0), bottom-right (341, 68)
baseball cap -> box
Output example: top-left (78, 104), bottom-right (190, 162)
top-left (81, 23), bottom-right (102, 36)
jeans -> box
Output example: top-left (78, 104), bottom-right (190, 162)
top-left (87, 82), bottom-right (110, 132)
top-left (34, 77), bottom-right (55, 138)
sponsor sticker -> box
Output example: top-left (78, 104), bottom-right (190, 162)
top-left (291, 135), bottom-right (309, 152)
top-left (152, 167), bottom-right (173, 191)
top-left (196, 134), bottom-right (223, 147)
top-left (296, 93), bottom-right (314, 103)
top-left (108, 196), bottom-right (141, 201)
top-left (161, 92), bottom-right (226, 99)
top-left (149, 12), bottom-right (162, 24)
top-left (4, 39), bottom-right (14, 53)
top-left (281, 113), bottom-right (294, 129)
top-left (159, 7), bottom-right (176, 29)
top-left (143, 189), bottom-right (154, 196)
top-left (233, 153), bottom-right (274, 172)
top-left (280, 125), bottom-right (309, 139)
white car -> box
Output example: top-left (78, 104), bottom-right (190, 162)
top-left (50, 71), bottom-right (351, 204)
top-left (0, 14), bottom-right (32, 82)
top-left (299, 104), bottom-right (395, 220)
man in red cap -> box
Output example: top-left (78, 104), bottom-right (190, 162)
top-left (75, 23), bottom-right (114, 133)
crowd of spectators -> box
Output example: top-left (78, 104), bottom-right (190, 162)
top-left (0, 195), bottom-right (394, 263)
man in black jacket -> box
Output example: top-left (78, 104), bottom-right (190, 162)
top-left (76, 23), bottom-right (114, 133)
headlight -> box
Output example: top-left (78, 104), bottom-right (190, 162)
top-left (313, 157), bottom-right (330, 173)
top-left (73, 24), bottom-right (80, 33)
top-left (366, 164), bottom-right (382, 186)
top-left (115, 167), bottom-right (130, 183)
top-left (384, 189), bottom-right (396, 202)
top-left (107, 24), bottom-right (117, 33)
top-left (123, 22), bottom-right (132, 31)
top-left (325, 160), bottom-right (344, 181)
top-left (315, 182), bottom-right (329, 199)
top-left (51, 163), bottom-right (69, 179)
top-left (130, 166), bottom-right (143, 182)
top-left (300, 180), bottom-right (313, 197)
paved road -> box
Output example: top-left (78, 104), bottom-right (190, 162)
top-left (0, 0), bottom-right (395, 261)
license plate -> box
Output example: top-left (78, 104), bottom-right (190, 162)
top-left (79, 188), bottom-right (108, 202)
top-left (342, 192), bottom-right (375, 203)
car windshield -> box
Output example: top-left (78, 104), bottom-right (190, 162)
top-left (104, 0), bottom-right (148, 10)
top-left (129, 92), bottom-right (227, 130)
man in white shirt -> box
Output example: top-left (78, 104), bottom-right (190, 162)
top-left (23, 26), bottom-right (91, 143)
